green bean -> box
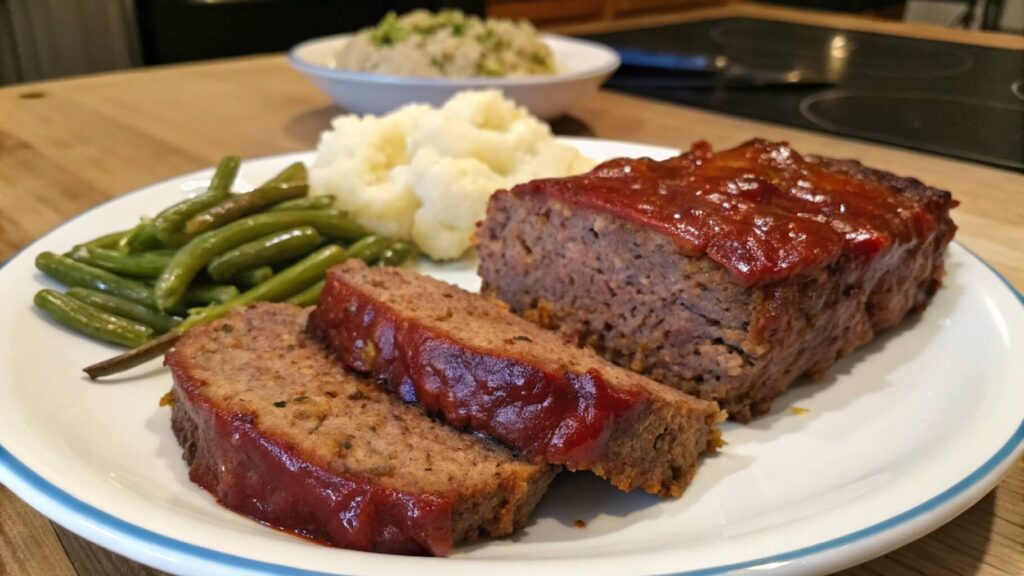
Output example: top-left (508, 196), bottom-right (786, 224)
top-left (81, 166), bottom-right (316, 379)
top-left (206, 226), bottom-right (322, 282)
top-left (36, 252), bottom-right (154, 306)
top-left (84, 330), bottom-right (182, 379)
top-left (180, 245), bottom-right (348, 330)
top-left (286, 279), bottom-right (325, 307)
top-left (69, 247), bottom-right (174, 278)
top-left (84, 244), bottom-right (347, 379)
top-left (152, 156), bottom-right (240, 246)
top-left (184, 182), bottom-right (309, 235)
top-left (35, 289), bottom-right (153, 348)
top-left (183, 161), bottom-right (307, 235)
top-left (66, 287), bottom-right (181, 334)
top-left (153, 210), bottom-right (367, 311)
top-left (378, 241), bottom-right (415, 267)
top-left (261, 161), bottom-right (307, 187)
top-left (185, 284), bottom-right (240, 305)
top-left (207, 155), bottom-right (243, 191)
top-left (233, 265), bottom-right (274, 288)
top-left (345, 235), bottom-right (390, 263)
top-left (119, 220), bottom-right (163, 253)
top-left (269, 195), bottom-right (335, 212)
top-left (72, 229), bottom-right (131, 252)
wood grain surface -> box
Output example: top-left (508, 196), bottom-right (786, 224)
top-left (0, 4), bottom-right (1021, 576)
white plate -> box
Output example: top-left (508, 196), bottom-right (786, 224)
top-left (1, 138), bottom-right (1022, 576)
top-left (289, 33), bottom-right (619, 119)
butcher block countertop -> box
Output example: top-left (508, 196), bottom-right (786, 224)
top-left (1, 4), bottom-right (1021, 576)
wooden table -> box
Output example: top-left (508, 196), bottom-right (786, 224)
top-left (1, 5), bottom-right (1021, 576)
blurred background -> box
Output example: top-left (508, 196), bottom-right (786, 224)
top-left (0, 0), bottom-right (1020, 86)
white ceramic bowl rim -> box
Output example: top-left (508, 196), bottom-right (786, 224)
top-left (288, 32), bottom-right (621, 88)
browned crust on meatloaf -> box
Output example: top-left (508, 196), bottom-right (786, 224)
top-left (307, 261), bottom-right (724, 498)
top-left (167, 303), bottom-right (556, 556)
top-left (477, 151), bottom-right (956, 422)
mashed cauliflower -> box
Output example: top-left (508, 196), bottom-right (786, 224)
top-left (310, 90), bottom-right (594, 260)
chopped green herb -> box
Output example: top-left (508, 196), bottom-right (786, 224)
top-left (353, 9), bottom-right (554, 77)
top-left (370, 11), bottom-right (410, 46)
top-left (273, 400), bottom-right (287, 408)
top-left (336, 433), bottom-right (355, 453)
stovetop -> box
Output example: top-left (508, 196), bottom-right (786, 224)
top-left (585, 18), bottom-right (1024, 171)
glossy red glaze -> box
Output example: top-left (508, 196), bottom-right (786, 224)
top-left (167, 356), bottom-right (457, 556)
top-left (307, 276), bottom-right (645, 467)
top-left (507, 139), bottom-right (938, 286)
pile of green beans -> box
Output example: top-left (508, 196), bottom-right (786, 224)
top-left (31, 156), bottom-right (416, 379)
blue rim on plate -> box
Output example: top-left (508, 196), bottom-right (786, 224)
top-left (3, 420), bottom-right (1022, 576)
top-left (2, 155), bottom-right (1022, 576)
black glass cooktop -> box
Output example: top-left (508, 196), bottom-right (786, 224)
top-left (585, 18), bottom-right (1024, 171)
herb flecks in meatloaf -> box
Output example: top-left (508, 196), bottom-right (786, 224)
top-left (167, 303), bottom-right (556, 556)
top-left (308, 261), bottom-right (724, 498)
top-left (477, 139), bottom-right (957, 422)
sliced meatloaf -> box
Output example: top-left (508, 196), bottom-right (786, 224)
top-left (477, 139), bottom-right (957, 422)
top-left (166, 303), bottom-right (556, 556)
top-left (307, 261), bottom-right (724, 498)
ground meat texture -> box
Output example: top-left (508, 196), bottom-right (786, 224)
top-left (476, 140), bottom-right (957, 422)
top-left (166, 303), bottom-right (556, 556)
top-left (307, 261), bottom-right (724, 498)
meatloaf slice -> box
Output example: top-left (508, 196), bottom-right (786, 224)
top-left (307, 260), bottom-right (724, 498)
top-left (477, 139), bottom-right (957, 422)
top-left (166, 302), bottom-right (556, 556)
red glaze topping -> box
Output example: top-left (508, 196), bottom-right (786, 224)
top-left (307, 275), bottom-right (645, 467)
top-left (167, 360), bottom-right (456, 556)
top-left (509, 139), bottom-right (939, 286)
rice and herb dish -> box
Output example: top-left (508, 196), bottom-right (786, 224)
top-left (335, 10), bottom-right (555, 78)
top-left (309, 90), bottom-right (594, 260)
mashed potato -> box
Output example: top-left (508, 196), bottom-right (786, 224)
top-left (310, 90), bottom-right (594, 260)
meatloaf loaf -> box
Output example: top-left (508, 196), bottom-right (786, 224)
top-left (477, 139), bottom-right (957, 422)
top-left (307, 260), bottom-right (723, 498)
top-left (167, 302), bottom-right (556, 556)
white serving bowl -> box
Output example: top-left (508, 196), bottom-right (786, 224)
top-left (289, 33), bottom-right (620, 119)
